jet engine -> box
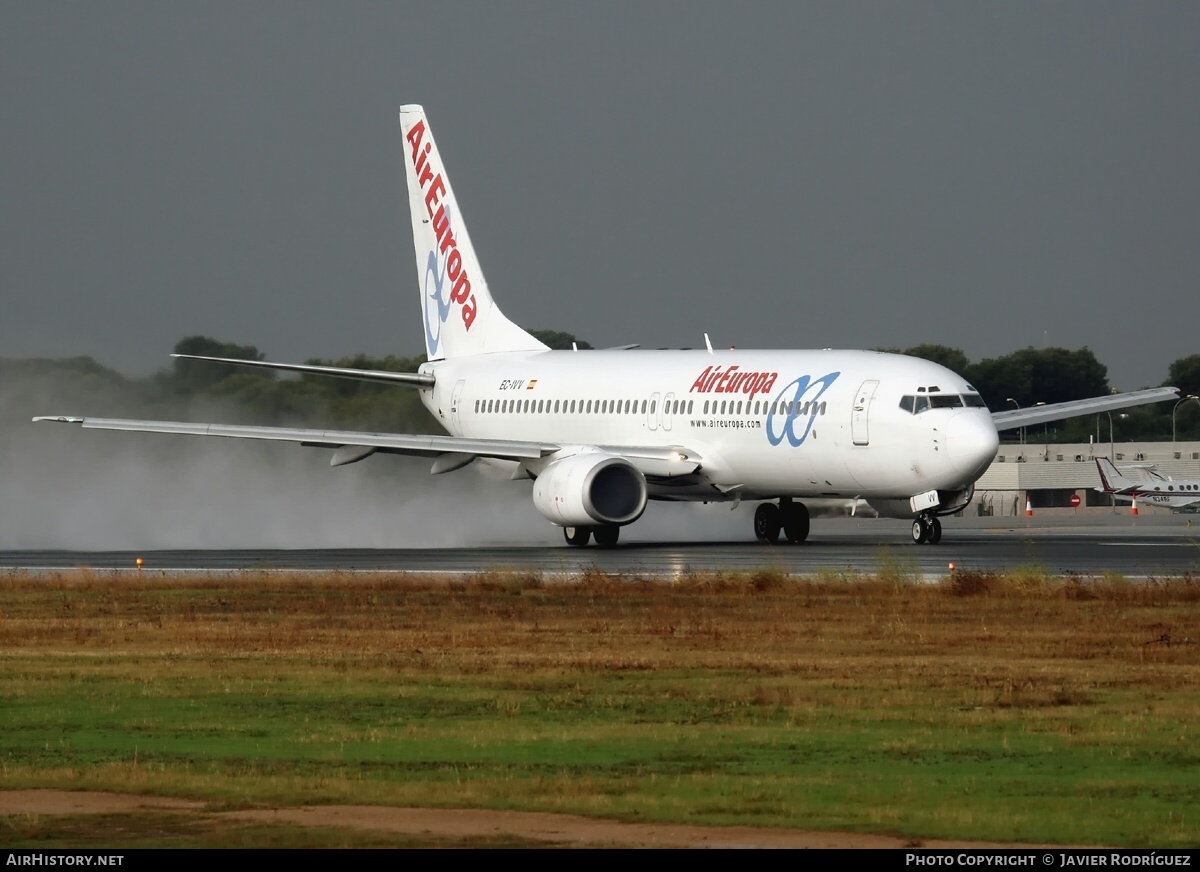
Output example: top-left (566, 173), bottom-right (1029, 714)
top-left (532, 454), bottom-right (648, 527)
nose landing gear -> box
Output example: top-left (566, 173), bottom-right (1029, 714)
top-left (911, 515), bottom-right (942, 545)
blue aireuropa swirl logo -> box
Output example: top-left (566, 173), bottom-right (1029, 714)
top-left (421, 205), bottom-right (454, 357)
top-left (765, 371), bottom-right (841, 447)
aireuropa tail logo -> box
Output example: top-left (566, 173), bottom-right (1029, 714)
top-left (421, 207), bottom-right (453, 356)
top-left (765, 371), bottom-right (840, 447)
top-left (406, 119), bottom-right (477, 355)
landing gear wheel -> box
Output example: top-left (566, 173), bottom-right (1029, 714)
top-left (593, 525), bottom-right (620, 548)
top-left (928, 517), bottom-right (942, 545)
top-left (564, 526), bottom-right (592, 547)
top-left (754, 503), bottom-right (782, 544)
top-left (911, 518), bottom-right (929, 545)
top-left (782, 501), bottom-right (810, 544)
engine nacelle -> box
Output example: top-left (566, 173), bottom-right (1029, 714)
top-left (532, 454), bottom-right (648, 527)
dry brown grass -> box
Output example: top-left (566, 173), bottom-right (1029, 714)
top-left (3, 568), bottom-right (1198, 681)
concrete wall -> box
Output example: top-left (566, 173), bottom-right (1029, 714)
top-left (971, 440), bottom-right (1200, 517)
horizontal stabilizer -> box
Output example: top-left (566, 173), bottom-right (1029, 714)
top-left (171, 354), bottom-right (435, 387)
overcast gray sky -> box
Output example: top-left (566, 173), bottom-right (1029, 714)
top-left (2, 2), bottom-right (1197, 390)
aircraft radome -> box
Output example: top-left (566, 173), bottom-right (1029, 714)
top-left (35, 105), bottom-right (1180, 546)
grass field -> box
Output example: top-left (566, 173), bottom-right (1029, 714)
top-left (1, 564), bottom-right (1199, 847)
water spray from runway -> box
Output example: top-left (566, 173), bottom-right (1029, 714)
top-left (0, 366), bottom-right (760, 549)
top-left (0, 368), bottom-right (544, 549)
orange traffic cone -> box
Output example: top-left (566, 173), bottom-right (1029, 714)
top-left (1131, 498), bottom-right (1139, 516)
top-left (1025, 499), bottom-right (1033, 517)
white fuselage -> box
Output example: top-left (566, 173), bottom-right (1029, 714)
top-left (1107, 476), bottom-right (1200, 512)
top-left (1130, 491), bottom-right (1200, 511)
top-left (418, 348), bottom-right (999, 504)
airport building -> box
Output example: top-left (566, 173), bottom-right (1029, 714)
top-left (972, 440), bottom-right (1200, 515)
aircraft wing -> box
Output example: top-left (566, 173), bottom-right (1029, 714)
top-left (31, 416), bottom-right (703, 476)
top-left (991, 387), bottom-right (1178, 432)
top-left (170, 354), bottom-right (435, 387)
top-left (33, 415), bottom-right (553, 463)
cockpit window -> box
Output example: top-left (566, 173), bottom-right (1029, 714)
top-left (929, 394), bottom-right (964, 409)
top-left (901, 393), bottom-right (986, 414)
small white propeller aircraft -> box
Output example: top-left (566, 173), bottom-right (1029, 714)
top-left (36, 105), bottom-right (1179, 546)
top-left (1094, 458), bottom-right (1200, 513)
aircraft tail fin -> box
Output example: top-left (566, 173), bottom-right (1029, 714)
top-left (1095, 457), bottom-right (1136, 493)
top-left (399, 105), bottom-right (547, 361)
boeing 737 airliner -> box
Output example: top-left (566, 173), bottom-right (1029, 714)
top-left (36, 105), bottom-right (1179, 546)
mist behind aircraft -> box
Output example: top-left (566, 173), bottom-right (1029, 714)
top-left (1, 367), bottom-right (760, 549)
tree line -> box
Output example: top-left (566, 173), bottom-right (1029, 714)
top-left (3, 336), bottom-right (1196, 443)
top-left (880, 344), bottom-right (1199, 443)
top-left (1, 331), bottom-right (587, 437)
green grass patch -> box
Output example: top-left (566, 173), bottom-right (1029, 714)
top-left (1, 570), bottom-right (1198, 846)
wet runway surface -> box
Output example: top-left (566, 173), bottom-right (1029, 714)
top-left (4, 516), bottom-right (1198, 577)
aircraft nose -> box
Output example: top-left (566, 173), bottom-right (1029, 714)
top-left (945, 411), bottom-right (999, 481)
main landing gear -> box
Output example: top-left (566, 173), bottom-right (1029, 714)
top-left (911, 515), bottom-right (942, 545)
top-left (563, 525), bottom-right (620, 547)
top-left (754, 499), bottom-right (810, 544)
